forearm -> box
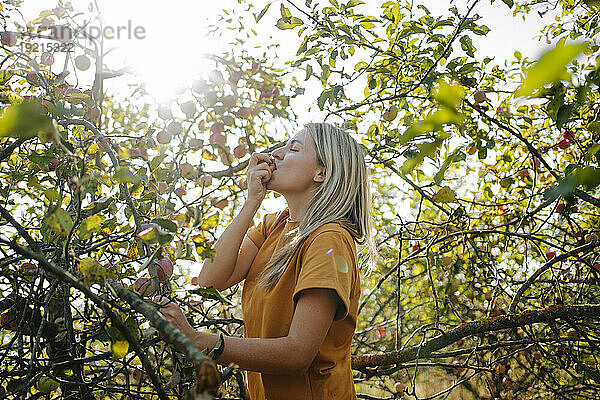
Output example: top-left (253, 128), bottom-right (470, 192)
top-left (197, 200), bottom-right (259, 288)
top-left (184, 328), bottom-right (308, 375)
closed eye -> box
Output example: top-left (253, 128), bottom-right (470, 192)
top-left (289, 148), bottom-right (298, 152)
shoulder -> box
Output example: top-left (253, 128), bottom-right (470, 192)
top-left (303, 223), bottom-right (356, 251)
top-left (260, 208), bottom-right (290, 232)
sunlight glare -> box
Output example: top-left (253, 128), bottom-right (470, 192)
top-left (97, 0), bottom-right (221, 102)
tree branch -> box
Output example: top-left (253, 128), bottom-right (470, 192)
top-left (351, 304), bottom-right (600, 368)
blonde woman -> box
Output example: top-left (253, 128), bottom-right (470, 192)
top-left (159, 122), bottom-right (374, 399)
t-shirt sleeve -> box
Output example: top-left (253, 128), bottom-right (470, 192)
top-left (293, 229), bottom-right (356, 321)
top-left (246, 212), bottom-right (277, 248)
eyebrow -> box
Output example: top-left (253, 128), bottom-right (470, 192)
top-left (290, 139), bottom-right (303, 146)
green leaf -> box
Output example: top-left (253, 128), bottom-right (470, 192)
top-left (471, 25), bottom-right (489, 36)
top-left (317, 88), bottom-right (332, 110)
top-left (280, 3), bottom-right (292, 18)
top-left (276, 16), bottom-right (304, 29)
top-left (432, 186), bottom-right (456, 203)
top-left (151, 218), bottom-right (178, 233)
top-left (78, 215), bottom-right (104, 240)
top-left (556, 103), bottom-right (574, 128)
top-left (0, 70), bottom-right (13, 85)
top-left (149, 154), bottom-right (167, 171)
top-left (46, 207), bottom-right (73, 236)
top-left (515, 43), bottom-right (587, 97)
top-left (189, 286), bottom-right (231, 305)
top-left (254, 3), bottom-right (271, 23)
top-left (433, 81), bottom-right (465, 110)
top-left (305, 64), bottom-right (313, 81)
top-left (501, 0), bottom-right (514, 8)
top-left (113, 167), bottom-right (140, 184)
top-left (459, 35), bottom-right (475, 57)
top-left (0, 101), bottom-right (54, 140)
top-left (434, 149), bottom-right (462, 184)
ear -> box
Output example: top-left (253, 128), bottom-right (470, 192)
top-left (313, 166), bottom-right (326, 183)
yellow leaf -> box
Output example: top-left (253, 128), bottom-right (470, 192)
top-left (111, 340), bottom-right (129, 359)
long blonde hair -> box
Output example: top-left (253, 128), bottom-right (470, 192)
top-left (259, 122), bottom-right (375, 289)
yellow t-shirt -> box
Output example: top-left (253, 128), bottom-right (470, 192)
top-left (243, 208), bottom-right (360, 400)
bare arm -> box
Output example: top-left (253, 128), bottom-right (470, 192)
top-left (196, 203), bottom-right (259, 291)
top-left (197, 152), bottom-right (274, 291)
top-left (158, 288), bottom-right (339, 375)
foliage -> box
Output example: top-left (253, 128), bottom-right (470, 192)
top-left (0, 0), bottom-right (599, 399)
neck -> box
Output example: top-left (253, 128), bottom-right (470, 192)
top-left (283, 191), bottom-right (315, 223)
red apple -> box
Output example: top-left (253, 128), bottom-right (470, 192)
top-left (467, 145), bottom-right (477, 155)
top-left (20, 262), bottom-right (37, 271)
top-left (563, 130), bottom-right (575, 141)
top-left (75, 55), bottom-right (91, 71)
top-left (210, 122), bottom-right (225, 134)
top-left (223, 95), bottom-right (237, 108)
top-left (209, 132), bottom-right (226, 146)
top-left (455, 339), bottom-right (464, 347)
top-left (35, 377), bottom-right (59, 393)
top-left (585, 233), bottom-right (598, 242)
top-left (411, 244), bottom-right (420, 252)
top-left (199, 174), bottom-right (212, 187)
top-left (189, 138), bottom-right (203, 148)
top-left (474, 91), bottom-right (487, 103)
top-left (133, 277), bottom-right (157, 297)
top-left (0, 311), bottom-right (15, 328)
top-left (149, 258), bottom-right (173, 281)
top-left (555, 203), bottom-right (565, 213)
top-left (131, 368), bottom-right (142, 382)
top-left (557, 139), bottom-right (570, 149)
top-left (156, 130), bottom-right (172, 144)
top-left (180, 101), bottom-right (196, 118)
top-left (167, 121), bottom-right (182, 135)
top-left (452, 360), bottom-right (465, 373)
top-left (192, 79), bottom-right (207, 93)
top-left (393, 382), bottom-right (405, 393)
top-left (26, 71), bottom-right (39, 85)
top-left (158, 105), bottom-right (173, 120)
top-left (180, 162), bottom-right (196, 180)
top-left (233, 144), bottom-right (248, 159)
top-left (157, 181), bottom-right (169, 194)
top-left (1, 31), bottom-right (17, 46)
top-left (86, 106), bottom-right (100, 121)
top-left (191, 276), bottom-right (199, 286)
top-left (208, 69), bottom-right (224, 84)
top-left (517, 168), bottom-right (530, 178)
top-left (229, 71), bottom-right (243, 85)
top-left (593, 262), bottom-right (600, 272)
top-left (545, 251), bottom-right (556, 261)
top-left (40, 52), bottom-right (54, 66)
top-left (47, 157), bottom-right (59, 171)
top-left (439, 255), bottom-right (453, 266)
top-left (211, 197), bottom-right (228, 210)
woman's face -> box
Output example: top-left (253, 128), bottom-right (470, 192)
top-left (266, 129), bottom-right (325, 195)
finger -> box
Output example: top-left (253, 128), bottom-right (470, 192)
top-left (249, 152), bottom-right (272, 167)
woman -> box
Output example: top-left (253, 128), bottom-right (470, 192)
top-left (158, 122), bottom-right (374, 399)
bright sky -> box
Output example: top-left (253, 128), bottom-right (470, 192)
top-left (17, 0), bottom-right (550, 104)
